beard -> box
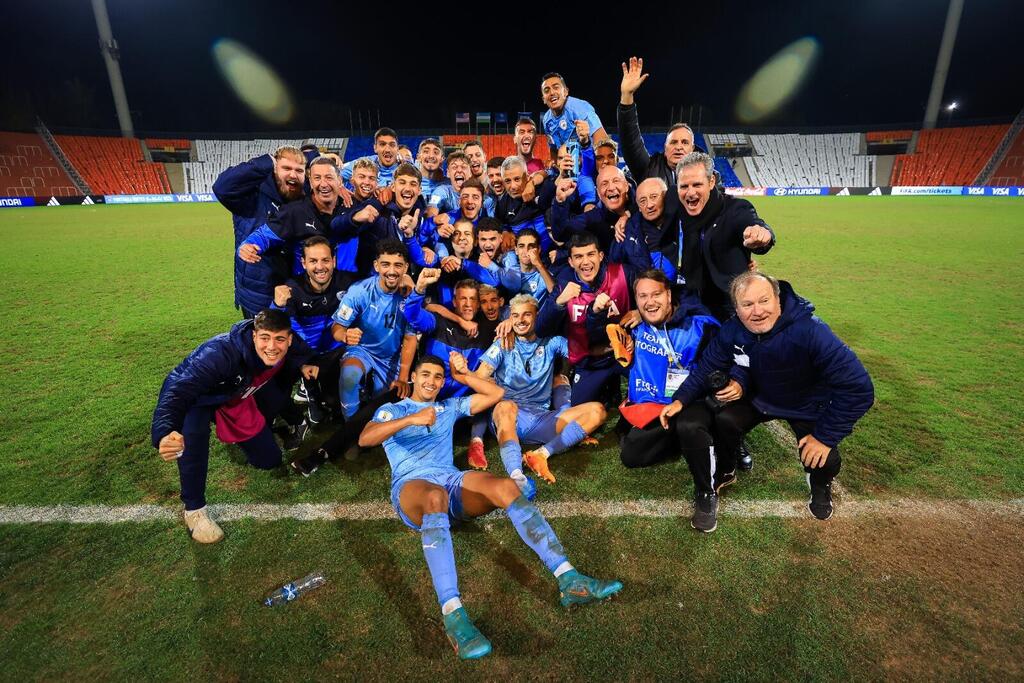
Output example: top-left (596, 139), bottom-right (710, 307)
top-left (277, 178), bottom-right (303, 201)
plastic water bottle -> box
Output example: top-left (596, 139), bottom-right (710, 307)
top-left (263, 572), bottom-right (327, 606)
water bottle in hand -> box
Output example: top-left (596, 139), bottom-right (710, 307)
top-left (263, 572), bottom-right (327, 607)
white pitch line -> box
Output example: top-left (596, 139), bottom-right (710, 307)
top-left (0, 498), bottom-right (1022, 525)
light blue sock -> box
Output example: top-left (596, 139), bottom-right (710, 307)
top-left (506, 496), bottom-right (568, 574)
top-left (339, 364), bottom-right (364, 419)
top-left (552, 382), bottom-right (571, 410)
top-left (542, 421), bottom-right (587, 456)
top-left (499, 440), bottom-right (523, 475)
top-left (421, 512), bottom-right (460, 607)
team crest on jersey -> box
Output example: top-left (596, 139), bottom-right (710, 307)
top-left (376, 410), bottom-right (393, 421)
top-left (559, 119), bottom-right (567, 131)
top-left (435, 405), bottom-right (446, 414)
top-left (535, 348), bottom-right (544, 356)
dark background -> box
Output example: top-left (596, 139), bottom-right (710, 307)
top-left (1, 0), bottom-right (1018, 135)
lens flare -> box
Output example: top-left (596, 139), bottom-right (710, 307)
top-left (735, 37), bottom-right (820, 123)
top-left (212, 38), bottom-right (294, 124)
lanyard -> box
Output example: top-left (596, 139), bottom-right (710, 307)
top-left (654, 324), bottom-right (683, 369)
top-left (677, 219), bottom-right (684, 272)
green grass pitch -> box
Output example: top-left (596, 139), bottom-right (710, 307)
top-left (0, 197), bottom-right (1022, 679)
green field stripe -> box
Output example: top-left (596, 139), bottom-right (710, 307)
top-left (1, 498), bottom-right (1022, 524)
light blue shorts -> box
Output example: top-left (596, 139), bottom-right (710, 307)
top-left (492, 404), bottom-right (568, 445)
top-left (342, 346), bottom-right (397, 394)
top-left (390, 468), bottom-right (468, 531)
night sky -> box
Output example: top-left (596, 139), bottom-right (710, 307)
top-left (1, 0), bottom-right (1019, 135)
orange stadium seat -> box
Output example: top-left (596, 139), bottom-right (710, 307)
top-left (866, 130), bottom-right (913, 144)
top-left (890, 125), bottom-right (1007, 185)
top-left (55, 135), bottom-right (171, 194)
top-left (145, 138), bottom-right (191, 151)
top-left (0, 131), bottom-right (77, 196)
top-left (443, 133), bottom-right (551, 164)
top-left (987, 127), bottom-right (1024, 186)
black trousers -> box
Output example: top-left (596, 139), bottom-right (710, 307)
top-left (714, 399), bottom-right (842, 486)
top-left (319, 387), bottom-right (401, 460)
top-left (619, 403), bottom-right (729, 493)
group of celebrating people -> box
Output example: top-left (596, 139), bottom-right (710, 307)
top-left (150, 58), bottom-right (875, 660)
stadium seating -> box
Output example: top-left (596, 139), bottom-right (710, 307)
top-left (342, 136), bottom-right (375, 162)
top-left (714, 157), bottom-right (742, 187)
top-left (741, 133), bottom-right (874, 187)
top-left (0, 131), bottom-right (78, 197)
top-left (865, 130), bottom-right (913, 144)
top-left (55, 135), bottom-right (171, 194)
top-left (890, 125), bottom-right (1007, 185)
top-left (145, 138), bottom-right (191, 151)
top-left (988, 127), bottom-right (1024, 186)
top-left (183, 138), bottom-right (305, 193)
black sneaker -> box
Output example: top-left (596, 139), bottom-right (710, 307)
top-left (290, 448), bottom-right (328, 477)
top-left (808, 480), bottom-right (833, 520)
top-left (714, 470), bottom-right (737, 494)
top-left (738, 442), bottom-right (753, 471)
top-left (282, 421), bottom-right (311, 452)
top-left (292, 381), bottom-right (310, 404)
top-left (691, 491), bottom-right (718, 533)
top-left (307, 400), bottom-right (327, 426)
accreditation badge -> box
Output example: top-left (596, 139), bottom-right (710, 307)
top-left (665, 368), bottom-right (688, 397)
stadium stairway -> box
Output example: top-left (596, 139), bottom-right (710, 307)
top-left (0, 131), bottom-right (79, 197)
top-left (987, 126), bottom-right (1024, 186)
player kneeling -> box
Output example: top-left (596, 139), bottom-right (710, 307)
top-left (359, 353), bottom-right (622, 660)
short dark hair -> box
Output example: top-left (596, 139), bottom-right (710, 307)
top-left (461, 177), bottom-right (485, 195)
top-left (633, 268), bottom-right (672, 294)
top-left (515, 117), bottom-right (536, 130)
top-left (302, 235), bottom-right (332, 255)
top-left (253, 309), bottom-right (292, 333)
top-left (475, 217), bottom-right (502, 235)
top-left (486, 156), bottom-right (505, 169)
top-left (541, 72), bottom-right (566, 87)
top-left (418, 137), bottom-right (442, 152)
top-left (515, 227), bottom-right (541, 244)
top-left (375, 239), bottom-right (410, 262)
top-left (308, 155), bottom-right (338, 172)
top-left (415, 354), bottom-right (446, 372)
top-left (568, 232), bottom-right (601, 255)
top-left (374, 127), bottom-right (398, 143)
top-left (393, 162), bottom-right (422, 182)
top-left (462, 140), bottom-right (484, 152)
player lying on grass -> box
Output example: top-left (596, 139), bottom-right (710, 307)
top-left (659, 271), bottom-right (875, 521)
top-left (476, 294), bottom-right (607, 487)
top-left (152, 309), bottom-right (317, 543)
top-left (359, 353), bottom-right (622, 660)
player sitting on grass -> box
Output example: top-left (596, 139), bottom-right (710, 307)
top-left (359, 353), bottom-right (622, 660)
top-left (152, 310), bottom-right (318, 543)
top-left (476, 294), bottom-right (607, 486)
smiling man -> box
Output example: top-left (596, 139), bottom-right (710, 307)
top-left (342, 127), bottom-right (401, 187)
top-left (427, 151), bottom-right (474, 217)
top-left (540, 72), bottom-right (608, 156)
top-left (551, 165), bottom-right (634, 252)
top-left (478, 294), bottom-right (608, 486)
top-left (331, 240), bottom-right (419, 419)
top-left (416, 138), bottom-right (446, 199)
top-left (152, 309), bottom-right (318, 543)
top-left (360, 351), bottom-right (622, 660)
top-left (660, 271), bottom-right (874, 523)
top-left (214, 144), bottom-right (317, 317)
top-left (675, 152), bottom-right (775, 323)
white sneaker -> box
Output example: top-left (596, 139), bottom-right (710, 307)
top-left (183, 506), bottom-right (224, 543)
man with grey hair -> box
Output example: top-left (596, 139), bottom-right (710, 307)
top-left (676, 151), bottom-right (774, 322)
top-left (659, 270), bottom-right (874, 527)
top-left (551, 165), bottom-right (635, 252)
top-left (618, 57), bottom-right (699, 200)
top-left (609, 176), bottom-right (684, 280)
top-left (495, 155), bottom-right (556, 251)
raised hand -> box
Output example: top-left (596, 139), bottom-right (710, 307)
top-left (555, 281), bottom-right (582, 306)
top-left (345, 328), bottom-right (363, 345)
top-left (449, 351), bottom-right (469, 376)
top-left (614, 211), bottom-right (631, 243)
top-left (555, 177), bottom-right (578, 203)
top-left (620, 56), bottom-right (650, 105)
top-left (398, 208), bottom-right (421, 237)
top-left (273, 285), bottom-right (292, 307)
top-left (742, 225), bottom-right (773, 249)
top-left (353, 204), bottom-right (380, 224)
top-left (416, 267), bottom-right (442, 293)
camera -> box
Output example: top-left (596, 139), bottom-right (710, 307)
top-left (704, 370), bottom-right (731, 412)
